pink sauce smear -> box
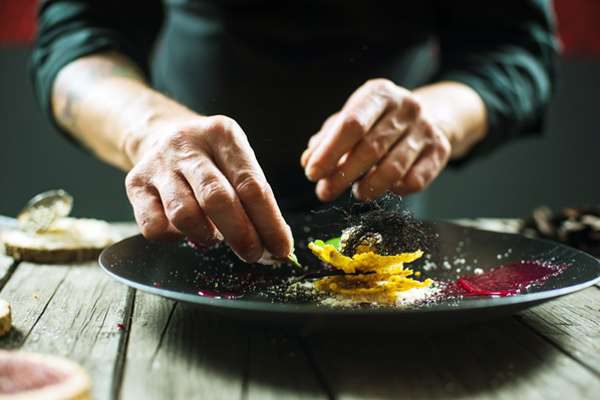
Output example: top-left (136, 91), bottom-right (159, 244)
top-left (454, 261), bottom-right (570, 297)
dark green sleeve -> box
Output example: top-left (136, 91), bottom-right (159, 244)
top-left (30, 0), bottom-right (163, 131)
top-left (435, 0), bottom-right (558, 163)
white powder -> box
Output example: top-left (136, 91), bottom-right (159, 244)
top-left (293, 280), bottom-right (441, 308)
top-left (395, 285), bottom-right (440, 306)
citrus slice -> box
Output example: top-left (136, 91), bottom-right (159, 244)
top-left (0, 351), bottom-right (91, 400)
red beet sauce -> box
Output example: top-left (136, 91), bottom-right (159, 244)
top-left (453, 261), bottom-right (570, 297)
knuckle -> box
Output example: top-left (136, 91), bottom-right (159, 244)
top-left (125, 170), bottom-right (146, 192)
top-left (165, 128), bottom-right (193, 149)
top-left (418, 119), bottom-right (436, 138)
top-left (402, 95), bottom-right (422, 117)
top-left (165, 199), bottom-right (196, 228)
top-left (342, 113), bottom-right (367, 134)
top-left (383, 160), bottom-right (407, 181)
top-left (360, 137), bottom-right (386, 161)
top-left (366, 78), bottom-right (394, 91)
top-left (209, 115), bottom-right (234, 132)
top-left (235, 172), bottom-right (269, 202)
top-left (199, 178), bottom-right (233, 212)
top-left (406, 174), bottom-right (426, 192)
top-left (205, 115), bottom-right (242, 141)
top-left (435, 132), bottom-right (452, 156)
top-left (139, 217), bottom-right (168, 241)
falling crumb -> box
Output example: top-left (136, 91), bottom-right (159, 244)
top-left (423, 261), bottom-right (437, 271)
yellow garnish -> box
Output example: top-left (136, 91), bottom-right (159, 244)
top-left (307, 241), bottom-right (423, 274)
top-left (308, 239), bottom-right (431, 304)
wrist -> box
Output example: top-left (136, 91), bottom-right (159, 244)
top-left (121, 92), bottom-right (198, 167)
top-left (413, 81), bottom-right (487, 159)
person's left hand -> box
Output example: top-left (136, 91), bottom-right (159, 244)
top-left (301, 79), bottom-right (452, 202)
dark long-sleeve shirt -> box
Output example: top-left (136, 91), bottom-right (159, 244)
top-left (31, 0), bottom-right (558, 201)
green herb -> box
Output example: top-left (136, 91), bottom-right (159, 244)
top-left (325, 236), bottom-right (342, 250)
top-left (287, 252), bottom-right (301, 268)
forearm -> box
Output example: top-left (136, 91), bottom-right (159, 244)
top-left (413, 81), bottom-right (487, 159)
top-left (51, 51), bottom-right (196, 170)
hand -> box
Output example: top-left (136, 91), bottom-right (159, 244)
top-left (125, 115), bottom-right (293, 263)
top-left (301, 79), bottom-right (452, 202)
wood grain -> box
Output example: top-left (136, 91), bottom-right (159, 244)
top-left (0, 261), bottom-right (133, 400)
top-left (121, 292), bottom-right (245, 399)
top-left (305, 317), bottom-right (600, 400)
top-left (244, 331), bottom-right (327, 400)
top-left (518, 286), bottom-right (600, 375)
top-left (0, 252), bottom-right (17, 288)
top-left (121, 292), bottom-right (327, 400)
top-left (0, 262), bottom-right (69, 349)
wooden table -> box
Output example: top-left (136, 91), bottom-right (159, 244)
top-left (1, 220), bottom-right (599, 399)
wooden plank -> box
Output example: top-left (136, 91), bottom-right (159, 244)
top-left (0, 253), bottom-right (17, 289)
top-left (0, 261), bottom-right (133, 400)
top-left (121, 293), bottom-right (245, 399)
top-left (306, 317), bottom-right (600, 399)
top-left (0, 263), bottom-right (69, 349)
top-left (244, 332), bottom-right (327, 400)
top-left (517, 286), bottom-right (600, 374)
top-left (122, 292), bottom-right (327, 399)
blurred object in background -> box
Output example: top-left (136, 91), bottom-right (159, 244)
top-left (1, 0), bottom-right (600, 51)
top-left (0, 0), bottom-right (36, 44)
top-left (0, 0), bottom-right (599, 220)
top-left (521, 205), bottom-right (600, 257)
top-left (554, 0), bottom-right (600, 56)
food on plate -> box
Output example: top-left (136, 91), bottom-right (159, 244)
top-left (1, 217), bottom-right (117, 263)
top-left (0, 350), bottom-right (91, 400)
top-left (308, 237), bottom-right (433, 304)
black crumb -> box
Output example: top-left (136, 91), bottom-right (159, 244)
top-left (340, 193), bottom-right (432, 256)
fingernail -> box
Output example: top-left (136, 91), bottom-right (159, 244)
top-left (300, 149), bottom-right (310, 167)
top-left (352, 184), bottom-right (363, 201)
top-left (316, 180), bottom-right (332, 202)
top-left (185, 238), bottom-right (210, 251)
top-left (285, 224), bottom-right (294, 244)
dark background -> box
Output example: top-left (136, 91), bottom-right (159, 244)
top-left (0, 1), bottom-right (598, 221)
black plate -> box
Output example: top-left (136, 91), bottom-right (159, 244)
top-left (99, 215), bottom-right (600, 331)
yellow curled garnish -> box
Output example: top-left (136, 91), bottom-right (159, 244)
top-left (307, 240), bottom-right (423, 274)
top-left (308, 239), bottom-right (432, 304)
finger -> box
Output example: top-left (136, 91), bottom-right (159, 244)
top-left (395, 145), bottom-right (448, 196)
top-left (153, 172), bottom-right (219, 245)
top-left (202, 117), bottom-right (293, 259)
top-left (125, 177), bottom-right (179, 241)
top-left (301, 113), bottom-right (339, 168)
top-left (353, 132), bottom-right (426, 201)
top-left (301, 133), bottom-right (322, 167)
top-left (305, 80), bottom-right (396, 181)
top-left (315, 111), bottom-right (410, 202)
top-left (181, 158), bottom-right (264, 263)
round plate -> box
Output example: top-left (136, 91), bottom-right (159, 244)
top-left (99, 215), bottom-right (600, 332)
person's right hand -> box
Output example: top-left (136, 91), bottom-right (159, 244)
top-left (124, 115), bottom-right (293, 263)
